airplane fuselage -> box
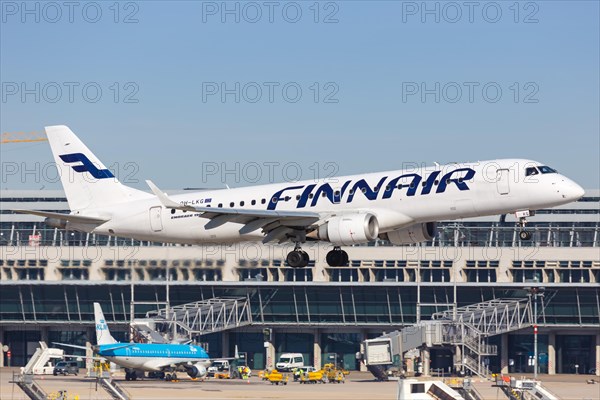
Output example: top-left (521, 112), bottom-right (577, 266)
top-left (82, 159), bottom-right (583, 244)
top-left (98, 343), bottom-right (210, 372)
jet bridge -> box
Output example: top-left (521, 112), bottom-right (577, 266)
top-left (143, 297), bottom-right (253, 340)
top-left (360, 297), bottom-right (533, 380)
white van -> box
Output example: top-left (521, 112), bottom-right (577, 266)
top-left (276, 353), bottom-right (304, 371)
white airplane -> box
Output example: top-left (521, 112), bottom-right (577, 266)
top-left (57, 303), bottom-right (211, 381)
top-left (18, 125), bottom-right (584, 268)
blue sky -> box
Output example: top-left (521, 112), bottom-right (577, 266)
top-left (1, 1), bottom-right (598, 190)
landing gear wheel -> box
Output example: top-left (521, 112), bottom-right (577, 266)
top-left (172, 373), bottom-right (177, 381)
top-left (165, 373), bottom-right (172, 381)
top-left (125, 372), bottom-right (131, 381)
top-left (301, 250), bottom-right (310, 265)
top-left (519, 230), bottom-right (532, 240)
top-left (341, 250), bottom-right (349, 266)
top-left (287, 249), bottom-right (309, 268)
top-left (326, 248), bottom-right (349, 267)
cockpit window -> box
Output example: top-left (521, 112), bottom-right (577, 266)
top-left (538, 166), bottom-right (557, 174)
top-left (525, 167), bottom-right (539, 176)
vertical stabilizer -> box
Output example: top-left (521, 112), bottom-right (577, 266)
top-left (94, 302), bottom-right (117, 345)
top-left (45, 125), bottom-right (151, 211)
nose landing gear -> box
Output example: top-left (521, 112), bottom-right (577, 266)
top-left (519, 230), bottom-right (532, 241)
top-left (516, 210), bottom-right (533, 241)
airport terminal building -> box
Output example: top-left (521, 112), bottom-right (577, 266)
top-left (1, 189), bottom-right (599, 376)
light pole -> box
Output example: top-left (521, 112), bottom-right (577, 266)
top-left (533, 291), bottom-right (538, 379)
top-left (529, 285), bottom-right (545, 379)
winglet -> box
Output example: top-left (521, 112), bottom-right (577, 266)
top-left (146, 180), bottom-right (194, 210)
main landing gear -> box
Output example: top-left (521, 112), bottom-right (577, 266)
top-left (516, 210), bottom-right (532, 241)
top-left (164, 372), bottom-right (178, 381)
top-left (326, 247), bottom-right (349, 267)
top-left (286, 246), bottom-right (350, 268)
top-left (286, 246), bottom-right (310, 268)
top-left (125, 370), bottom-right (138, 381)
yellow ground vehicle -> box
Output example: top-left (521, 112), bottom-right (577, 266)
top-left (322, 363), bottom-right (348, 383)
top-left (266, 369), bottom-right (289, 385)
top-left (259, 370), bottom-right (272, 380)
top-left (299, 370), bottom-right (324, 384)
top-left (213, 372), bottom-right (231, 379)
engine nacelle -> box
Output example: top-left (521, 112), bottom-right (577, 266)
top-left (379, 222), bottom-right (437, 245)
top-left (186, 364), bottom-right (207, 379)
top-left (311, 213), bottom-right (379, 246)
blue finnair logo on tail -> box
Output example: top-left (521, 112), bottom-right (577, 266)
top-left (59, 153), bottom-right (115, 179)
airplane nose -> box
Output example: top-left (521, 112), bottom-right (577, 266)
top-left (562, 181), bottom-right (585, 201)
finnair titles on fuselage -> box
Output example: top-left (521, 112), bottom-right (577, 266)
top-left (18, 126), bottom-right (585, 268)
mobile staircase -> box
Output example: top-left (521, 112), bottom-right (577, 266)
top-left (9, 372), bottom-right (48, 400)
top-left (494, 376), bottom-right (559, 400)
top-left (98, 375), bottom-right (132, 400)
top-left (22, 341), bottom-right (64, 375)
top-left (360, 298), bottom-right (533, 380)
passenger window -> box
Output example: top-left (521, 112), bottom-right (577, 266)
top-left (251, 200), bottom-right (256, 205)
top-left (525, 167), bottom-right (539, 176)
top-left (240, 201), bottom-right (245, 207)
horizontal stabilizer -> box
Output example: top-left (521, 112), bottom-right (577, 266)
top-left (12, 210), bottom-right (109, 224)
top-left (52, 342), bottom-right (87, 350)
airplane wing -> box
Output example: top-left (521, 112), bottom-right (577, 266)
top-left (12, 210), bottom-right (109, 224)
top-left (146, 180), bottom-right (322, 243)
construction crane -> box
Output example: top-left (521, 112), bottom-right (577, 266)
top-left (1, 131), bottom-right (48, 144)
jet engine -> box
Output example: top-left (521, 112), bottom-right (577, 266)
top-left (186, 364), bottom-right (207, 379)
top-left (379, 222), bottom-right (437, 244)
top-left (310, 213), bottom-right (379, 246)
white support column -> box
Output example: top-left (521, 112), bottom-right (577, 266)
top-left (0, 328), bottom-right (4, 368)
top-left (86, 327), bottom-right (94, 377)
top-left (548, 333), bottom-right (556, 375)
top-left (267, 342), bottom-right (276, 370)
top-left (454, 345), bottom-right (462, 374)
top-left (596, 334), bottom-right (600, 377)
top-left (359, 331), bottom-right (368, 372)
top-left (313, 329), bottom-right (321, 370)
top-left (501, 333), bottom-right (509, 374)
top-left (422, 348), bottom-right (430, 377)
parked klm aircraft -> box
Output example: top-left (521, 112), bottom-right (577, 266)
top-left (18, 125), bottom-right (584, 267)
top-left (58, 303), bottom-right (210, 381)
